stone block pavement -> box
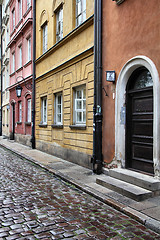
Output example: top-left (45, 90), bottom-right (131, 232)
top-left (0, 137), bottom-right (160, 235)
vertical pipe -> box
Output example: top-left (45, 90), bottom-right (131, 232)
top-left (92, 0), bottom-right (103, 174)
top-left (96, 0), bottom-right (103, 174)
top-left (31, 0), bottom-right (36, 149)
top-left (92, 0), bottom-right (97, 171)
top-left (0, 4), bottom-right (2, 136)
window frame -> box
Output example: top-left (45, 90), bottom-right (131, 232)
top-left (18, 45), bottom-right (22, 68)
top-left (42, 23), bottom-right (48, 54)
top-left (12, 52), bottom-right (15, 73)
top-left (18, 101), bottom-right (22, 123)
top-left (18, 0), bottom-right (22, 21)
top-left (41, 96), bottom-right (47, 124)
top-left (27, 0), bottom-right (31, 10)
top-left (54, 92), bottom-right (63, 125)
top-left (27, 37), bottom-right (31, 62)
top-left (12, 8), bottom-right (15, 30)
top-left (76, 0), bottom-right (86, 26)
top-left (73, 85), bottom-right (86, 125)
top-left (27, 98), bottom-right (31, 123)
top-left (56, 6), bottom-right (63, 42)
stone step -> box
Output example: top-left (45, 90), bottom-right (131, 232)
top-left (96, 175), bottom-right (153, 201)
top-left (109, 168), bottom-right (160, 192)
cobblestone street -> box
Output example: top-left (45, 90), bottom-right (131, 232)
top-left (0, 147), bottom-right (159, 240)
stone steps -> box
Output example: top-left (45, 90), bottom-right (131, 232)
top-left (96, 169), bottom-right (160, 201)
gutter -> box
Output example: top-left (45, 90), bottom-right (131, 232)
top-left (92, 0), bottom-right (103, 174)
top-left (31, 0), bottom-right (36, 149)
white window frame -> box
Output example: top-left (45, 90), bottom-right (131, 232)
top-left (27, 99), bottom-right (31, 122)
top-left (27, 37), bottom-right (31, 62)
top-left (42, 23), bottom-right (48, 53)
top-left (76, 0), bottom-right (86, 26)
top-left (12, 8), bottom-right (15, 30)
top-left (56, 7), bottom-right (63, 42)
top-left (74, 86), bottom-right (86, 125)
top-left (54, 92), bottom-right (63, 125)
top-left (27, 0), bottom-right (31, 10)
top-left (19, 101), bottom-right (22, 122)
top-left (19, 45), bottom-right (22, 68)
top-left (41, 97), bottom-right (47, 124)
top-left (18, 0), bottom-right (22, 21)
top-left (12, 52), bottom-right (15, 73)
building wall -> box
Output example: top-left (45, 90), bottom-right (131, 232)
top-left (36, 0), bottom-right (94, 168)
top-left (8, 0), bottom-right (33, 145)
top-left (102, 0), bottom-right (160, 169)
top-left (1, 0), bottom-right (10, 138)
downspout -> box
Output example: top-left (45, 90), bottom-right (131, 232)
top-left (31, 0), bottom-right (36, 149)
top-left (92, 0), bottom-right (103, 174)
top-left (0, 4), bottom-right (2, 136)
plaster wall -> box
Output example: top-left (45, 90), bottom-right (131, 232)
top-left (35, 0), bottom-right (94, 167)
top-left (102, 0), bottom-right (160, 171)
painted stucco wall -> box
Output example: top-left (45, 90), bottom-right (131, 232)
top-left (8, 0), bottom-right (33, 145)
top-left (102, 0), bottom-right (160, 167)
top-left (35, 0), bottom-right (94, 168)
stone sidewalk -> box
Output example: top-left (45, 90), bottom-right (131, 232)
top-left (0, 137), bottom-right (160, 234)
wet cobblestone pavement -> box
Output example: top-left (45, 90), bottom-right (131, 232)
top-left (0, 147), bottom-right (159, 240)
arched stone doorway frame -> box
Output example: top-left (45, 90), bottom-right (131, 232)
top-left (115, 56), bottom-right (160, 178)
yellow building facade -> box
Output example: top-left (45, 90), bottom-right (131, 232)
top-left (35, 0), bottom-right (94, 167)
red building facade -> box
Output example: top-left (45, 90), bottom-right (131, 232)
top-left (8, 0), bottom-right (33, 146)
top-left (102, 0), bottom-right (160, 178)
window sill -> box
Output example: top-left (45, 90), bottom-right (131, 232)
top-left (16, 66), bottom-right (23, 73)
top-left (17, 122), bottom-right (22, 125)
top-left (24, 60), bottom-right (32, 68)
top-left (16, 19), bottom-right (23, 29)
top-left (10, 72), bottom-right (15, 77)
top-left (25, 122), bottom-right (31, 126)
top-left (51, 124), bottom-right (63, 129)
top-left (39, 123), bottom-right (48, 128)
top-left (23, 6), bottom-right (32, 18)
top-left (69, 125), bottom-right (86, 130)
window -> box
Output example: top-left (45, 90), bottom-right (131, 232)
top-left (7, 108), bottom-right (9, 126)
top-left (76, 0), bottom-right (86, 26)
top-left (27, 37), bottom-right (31, 62)
top-left (56, 7), bottom-right (63, 42)
top-left (12, 8), bottom-right (15, 30)
top-left (54, 93), bottom-right (63, 125)
top-left (74, 86), bottom-right (86, 125)
top-left (27, 99), bottom-right (31, 122)
top-left (19, 45), bottom-right (22, 68)
top-left (19, 101), bottom-right (22, 122)
top-left (27, 0), bottom-right (31, 10)
top-left (42, 23), bottom-right (48, 53)
top-left (2, 72), bottom-right (5, 92)
top-left (12, 52), bottom-right (15, 73)
top-left (3, 110), bottom-right (5, 125)
top-left (18, 0), bottom-right (22, 21)
top-left (41, 97), bottom-right (47, 124)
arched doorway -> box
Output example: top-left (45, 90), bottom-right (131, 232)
top-left (115, 56), bottom-right (160, 178)
top-left (126, 67), bottom-right (153, 174)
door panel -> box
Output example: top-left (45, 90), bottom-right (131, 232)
top-left (126, 88), bottom-right (154, 174)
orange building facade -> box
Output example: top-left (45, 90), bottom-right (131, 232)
top-left (102, 0), bottom-right (160, 178)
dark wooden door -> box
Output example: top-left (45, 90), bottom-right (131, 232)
top-left (126, 68), bottom-right (154, 175)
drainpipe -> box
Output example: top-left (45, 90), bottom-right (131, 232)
top-left (0, 4), bottom-right (2, 136)
top-left (31, 0), bottom-right (36, 149)
top-left (92, 0), bottom-right (103, 174)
